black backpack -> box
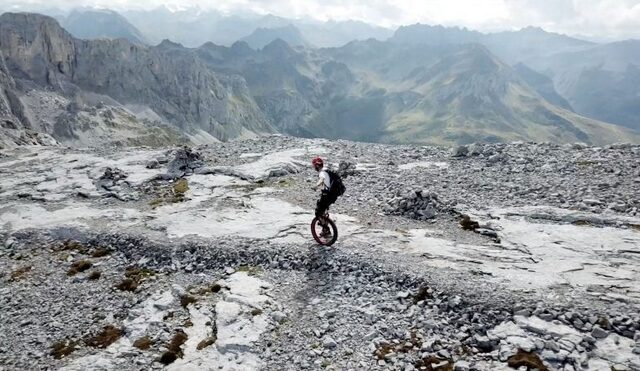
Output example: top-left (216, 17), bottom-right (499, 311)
top-left (326, 170), bottom-right (346, 197)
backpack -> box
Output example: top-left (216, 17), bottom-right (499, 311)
top-left (326, 170), bottom-right (346, 197)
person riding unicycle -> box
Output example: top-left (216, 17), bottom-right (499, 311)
top-left (312, 157), bottom-right (337, 238)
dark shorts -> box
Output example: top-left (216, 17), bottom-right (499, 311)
top-left (315, 191), bottom-right (337, 217)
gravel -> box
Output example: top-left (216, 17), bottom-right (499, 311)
top-left (0, 135), bottom-right (639, 370)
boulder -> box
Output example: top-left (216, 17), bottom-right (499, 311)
top-left (451, 145), bottom-right (469, 157)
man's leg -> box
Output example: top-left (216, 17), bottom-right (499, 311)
top-left (315, 193), bottom-right (330, 218)
top-left (315, 193), bottom-right (332, 236)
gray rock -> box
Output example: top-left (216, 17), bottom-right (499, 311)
top-left (467, 144), bottom-right (482, 156)
top-left (272, 311), bottom-right (287, 323)
top-left (591, 326), bottom-right (609, 339)
top-left (487, 153), bottom-right (508, 164)
top-left (322, 336), bottom-right (337, 349)
top-left (451, 145), bottom-right (469, 157)
top-left (454, 360), bottom-right (470, 371)
top-left (146, 160), bottom-right (160, 169)
top-left (4, 238), bottom-right (15, 249)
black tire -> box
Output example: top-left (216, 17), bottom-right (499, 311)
top-left (311, 217), bottom-right (338, 246)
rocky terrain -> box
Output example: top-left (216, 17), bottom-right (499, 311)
top-left (1, 136), bottom-right (639, 370)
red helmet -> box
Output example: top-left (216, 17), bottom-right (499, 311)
top-left (312, 157), bottom-right (324, 168)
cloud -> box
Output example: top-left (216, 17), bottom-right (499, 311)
top-left (0, 0), bottom-right (639, 39)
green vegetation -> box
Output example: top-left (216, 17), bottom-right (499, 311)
top-left (85, 325), bottom-right (123, 348)
top-left (67, 260), bottom-right (93, 276)
top-left (133, 336), bottom-right (152, 350)
top-left (50, 340), bottom-right (77, 359)
top-left (179, 294), bottom-right (197, 309)
top-left (196, 336), bottom-right (216, 350)
top-left (9, 266), bottom-right (31, 281)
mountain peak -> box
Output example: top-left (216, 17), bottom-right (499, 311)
top-left (520, 26), bottom-right (546, 33)
top-left (261, 38), bottom-right (296, 55)
top-left (240, 24), bottom-right (307, 50)
top-left (0, 12), bottom-right (74, 52)
top-left (391, 23), bottom-right (482, 45)
top-left (230, 40), bottom-right (254, 53)
top-left (0, 11), bottom-right (62, 29)
top-left (157, 39), bottom-right (184, 49)
top-left (61, 9), bottom-right (147, 44)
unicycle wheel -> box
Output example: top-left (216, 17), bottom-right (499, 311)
top-left (311, 216), bottom-right (338, 246)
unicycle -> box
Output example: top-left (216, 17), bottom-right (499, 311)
top-left (311, 212), bottom-right (338, 246)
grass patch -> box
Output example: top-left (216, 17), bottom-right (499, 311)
top-left (159, 351), bottom-right (178, 365)
top-left (124, 267), bottom-right (157, 279)
top-left (195, 282), bottom-right (223, 295)
top-left (88, 271), bottom-right (101, 280)
top-left (10, 266), bottom-right (32, 281)
top-left (148, 179), bottom-right (189, 208)
top-left (276, 178), bottom-right (294, 188)
top-left (413, 286), bottom-right (433, 304)
top-left (50, 340), bottom-right (77, 359)
top-left (180, 295), bottom-right (197, 309)
top-left (58, 240), bottom-right (89, 254)
top-left (125, 267), bottom-right (156, 279)
top-left (196, 336), bottom-right (216, 350)
top-left (85, 325), bottom-right (123, 349)
top-left (91, 247), bottom-right (112, 258)
top-left (374, 343), bottom-right (394, 360)
top-left (133, 336), bottom-right (152, 350)
top-left (173, 178), bottom-right (189, 196)
top-left (414, 356), bottom-right (453, 370)
top-left (250, 308), bottom-right (263, 316)
top-left (507, 350), bottom-right (548, 371)
top-left (67, 260), bottom-right (93, 276)
top-left (117, 266), bottom-right (157, 291)
top-left (160, 330), bottom-right (188, 365)
top-left (116, 278), bottom-right (138, 292)
top-left (149, 198), bottom-right (164, 207)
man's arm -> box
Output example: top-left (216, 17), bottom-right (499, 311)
top-left (315, 176), bottom-right (324, 191)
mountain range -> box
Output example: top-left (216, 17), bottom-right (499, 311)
top-left (0, 10), bottom-right (638, 148)
top-left (58, 9), bottom-right (148, 44)
top-left (122, 7), bottom-right (393, 48)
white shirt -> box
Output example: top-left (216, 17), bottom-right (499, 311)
top-left (318, 169), bottom-right (331, 191)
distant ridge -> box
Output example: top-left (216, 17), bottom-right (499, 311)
top-left (61, 9), bottom-right (148, 44)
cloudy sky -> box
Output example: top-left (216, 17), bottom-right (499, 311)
top-left (2, 0), bottom-right (639, 40)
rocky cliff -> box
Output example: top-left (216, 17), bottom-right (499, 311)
top-left (0, 13), bottom-right (275, 145)
top-left (0, 48), bottom-right (58, 148)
